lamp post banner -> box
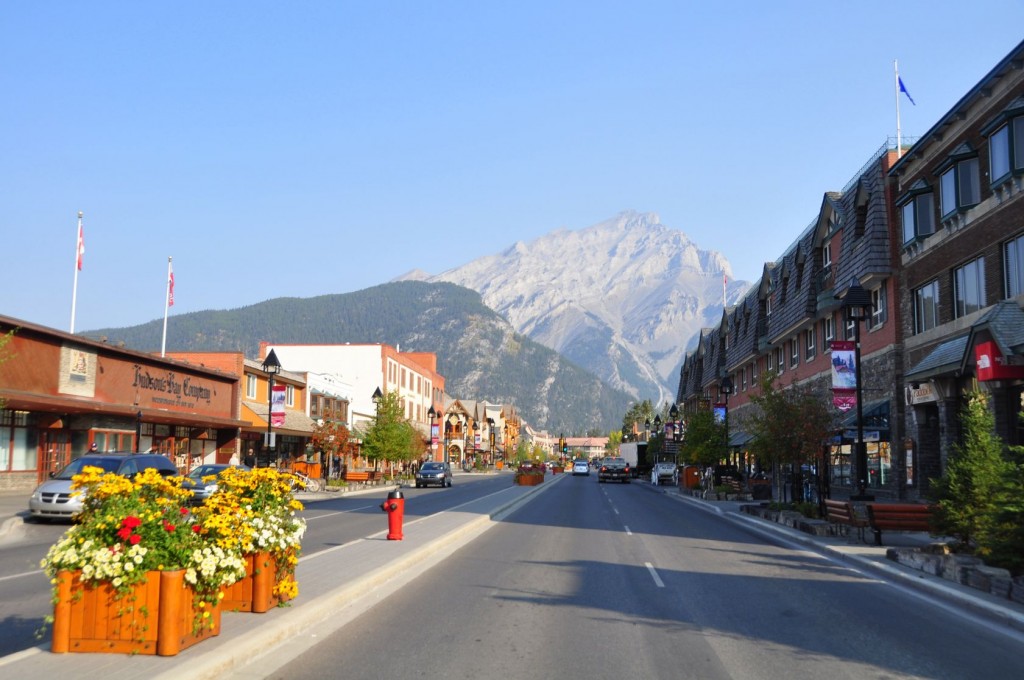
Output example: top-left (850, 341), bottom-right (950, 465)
top-left (271, 385), bottom-right (286, 427)
top-left (831, 341), bottom-right (857, 390)
top-left (430, 423), bottom-right (438, 445)
top-left (834, 388), bottom-right (856, 412)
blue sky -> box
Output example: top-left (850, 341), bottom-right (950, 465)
top-left (3, 2), bottom-right (1024, 333)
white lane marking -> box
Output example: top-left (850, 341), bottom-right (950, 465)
top-left (0, 570), bottom-right (39, 583)
top-left (645, 562), bottom-right (665, 588)
top-left (306, 504), bottom-right (376, 520)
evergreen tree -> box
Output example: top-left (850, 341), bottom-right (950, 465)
top-left (929, 392), bottom-right (1014, 553)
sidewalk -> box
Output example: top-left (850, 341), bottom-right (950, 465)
top-left (644, 483), bottom-right (1024, 634)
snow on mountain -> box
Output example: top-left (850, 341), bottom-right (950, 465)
top-left (426, 211), bottom-right (748, 404)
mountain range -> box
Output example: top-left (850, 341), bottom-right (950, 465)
top-left (85, 211), bottom-right (745, 434)
top-left (405, 211), bottom-right (746, 403)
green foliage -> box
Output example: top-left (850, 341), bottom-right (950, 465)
top-left (621, 400), bottom-right (655, 440)
top-left (929, 392), bottom-right (1015, 559)
top-left (679, 408), bottom-right (726, 466)
top-left (86, 281), bottom-right (634, 434)
top-left (356, 390), bottom-right (421, 467)
top-left (748, 371), bottom-right (834, 469)
top-left (605, 430), bottom-right (623, 457)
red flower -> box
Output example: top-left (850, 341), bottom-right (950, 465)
top-left (129, 534), bottom-right (142, 545)
top-left (179, 507), bottom-right (189, 516)
top-left (163, 520), bottom-right (176, 532)
top-left (117, 526), bottom-right (133, 541)
top-left (121, 516), bottom-right (142, 529)
top-left (192, 524), bottom-right (202, 533)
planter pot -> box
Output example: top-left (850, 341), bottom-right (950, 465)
top-left (515, 474), bottom-right (543, 486)
top-left (52, 569), bottom-right (220, 656)
top-left (222, 551), bottom-right (294, 613)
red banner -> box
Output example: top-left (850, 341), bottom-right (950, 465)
top-left (834, 389), bottom-right (856, 412)
top-left (271, 385), bottom-right (286, 427)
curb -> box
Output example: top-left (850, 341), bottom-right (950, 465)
top-left (645, 483), bottom-right (1024, 635)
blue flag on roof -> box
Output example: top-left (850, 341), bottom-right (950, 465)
top-left (899, 76), bottom-right (916, 106)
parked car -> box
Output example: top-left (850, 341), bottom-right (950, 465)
top-left (597, 456), bottom-right (631, 483)
top-left (28, 452), bottom-right (180, 521)
top-left (182, 463), bottom-right (250, 504)
top-left (415, 461), bottom-right (452, 488)
top-left (572, 460), bottom-right (590, 476)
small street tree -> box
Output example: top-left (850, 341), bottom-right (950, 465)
top-left (605, 430), bottom-right (623, 458)
top-left (929, 391), bottom-right (1015, 555)
top-left (357, 390), bottom-right (421, 474)
top-left (679, 408), bottom-right (726, 468)
top-left (747, 371), bottom-right (834, 503)
top-left (310, 409), bottom-right (351, 478)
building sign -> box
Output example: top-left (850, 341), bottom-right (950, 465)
top-left (905, 382), bottom-right (938, 405)
top-left (975, 341), bottom-right (1024, 381)
top-left (132, 364), bottom-right (215, 409)
top-left (59, 345), bottom-right (96, 397)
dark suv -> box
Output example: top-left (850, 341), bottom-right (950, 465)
top-left (415, 461), bottom-right (453, 488)
top-left (28, 452), bottom-right (180, 520)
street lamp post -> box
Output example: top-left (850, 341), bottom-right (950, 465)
top-left (644, 418), bottom-right (651, 442)
top-left (427, 405), bottom-right (437, 462)
top-left (720, 376), bottom-right (734, 465)
top-left (261, 349), bottom-right (282, 469)
top-left (842, 278), bottom-right (874, 501)
top-left (487, 417), bottom-right (495, 467)
top-left (472, 421), bottom-right (479, 469)
top-left (135, 410), bottom-right (143, 453)
top-left (447, 413), bottom-right (458, 464)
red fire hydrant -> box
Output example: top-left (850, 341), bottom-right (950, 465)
top-left (381, 489), bottom-right (405, 540)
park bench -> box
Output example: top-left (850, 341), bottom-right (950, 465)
top-left (823, 498), bottom-right (868, 543)
top-left (342, 470), bottom-right (369, 483)
top-left (866, 503), bottom-right (934, 546)
top-left (722, 478), bottom-right (743, 495)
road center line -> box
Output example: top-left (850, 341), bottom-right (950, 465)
top-left (645, 562), bottom-right (665, 588)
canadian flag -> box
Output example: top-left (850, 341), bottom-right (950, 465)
top-left (76, 224), bottom-right (85, 271)
top-left (168, 263), bottom-right (175, 307)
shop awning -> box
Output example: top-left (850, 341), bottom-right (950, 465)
top-left (839, 399), bottom-right (890, 430)
top-left (243, 401), bottom-right (317, 436)
top-left (905, 336), bottom-right (969, 381)
top-left (728, 430), bottom-right (754, 447)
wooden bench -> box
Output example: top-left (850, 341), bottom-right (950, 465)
top-left (722, 478), bottom-right (743, 494)
top-left (367, 470), bottom-right (384, 482)
top-left (824, 498), bottom-right (868, 543)
top-left (866, 503), bottom-right (933, 546)
top-left (342, 470), bottom-right (369, 483)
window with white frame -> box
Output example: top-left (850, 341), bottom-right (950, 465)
top-left (741, 367), bottom-right (748, 391)
top-left (870, 283), bottom-right (888, 328)
top-left (1006, 233), bottom-right (1024, 298)
top-left (845, 309), bottom-right (857, 340)
top-left (767, 350), bottom-right (774, 372)
top-left (822, 239), bottom-right (832, 270)
top-left (790, 336), bottom-right (799, 368)
top-left (914, 280), bottom-right (940, 333)
top-left (246, 374), bottom-right (257, 399)
top-left (940, 156), bottom-right (980, 218)
top-left (954, 257), bottom-right (986, 318)
top-left (900, 191), bottom-right (936, 244)
top-left (805, 328), bottom-right (815, 360)
top-left (775, 347), bottom-right (785, 374)
top-left (822, 315), bottom-right (834, 347)
top-left (285, 384), bottom-right (295, 407)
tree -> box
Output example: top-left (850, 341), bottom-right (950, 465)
top-left (310, 409), bottom-right (351, 475)
top-left (605, 430), bottom-right (623, 457)
top-left (679, 408), bottom-right (726, 467)
top-left (356, 390), bottom-right (422, 473)
top-left (930, 392), bottom-right (1014, 553)
top-left (747, 371), bottom-right (834, 502)
top-left (621, 400), bottom-right (655, 440)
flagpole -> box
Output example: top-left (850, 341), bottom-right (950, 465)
top-left (895, 59), bottom-right (903, 159)
top-left (161, 256), bottom-right (172, 357)
top-left (70, 211), bottom-right (83, 333)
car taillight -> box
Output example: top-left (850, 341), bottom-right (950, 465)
top-left (625, 466), bottom-right (630, 472)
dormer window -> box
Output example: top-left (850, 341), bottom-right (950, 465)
top-left (939, 144), bottom-right (980, 219)
top-left (898, 180), bottom-right (936, 244)
top-left (822, 239), bottom-right (832, 270)
top-left (983, 97), bottom-right (1024, 187)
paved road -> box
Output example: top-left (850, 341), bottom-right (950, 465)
top-left (279, 474), bottom-right (1024, 680)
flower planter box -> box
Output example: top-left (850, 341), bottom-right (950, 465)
top-left (515, 474), bottom-right (544, 486)
top-left (551, 466), bottom-right (564, 474)
top-left (222, 551), bottom-right (293, 613)
top-left (52, 569), bottom-right (220, 656)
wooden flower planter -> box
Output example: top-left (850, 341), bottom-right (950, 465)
top-left (221, 551), bottom-right (293, 613)
top-left (52, 569), bottom-right (220, 655)
top-left (515, 474), bottom-right (544, 486)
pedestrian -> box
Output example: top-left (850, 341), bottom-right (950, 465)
top-left (88, 442), bottom-right (98, 453)
top-left (244, 448), bottom-right (256, 468)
